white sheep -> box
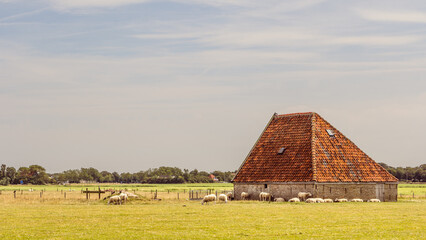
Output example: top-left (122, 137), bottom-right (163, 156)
top-left (108, 195), bottom-right (122, 205)
top-left (305, 198), bottom-right (317, 203)
top-left (218, 194), bottom-right (228, 203)
top-left (259, 192), bottom-right (272, 201)
top-left (334, 198), bottom-right (348, 202)
top-left (226, 192), bottom-right (233, 200)
top-left (274, 198), bottom-right (285, 202)
top-left (201, 194), bottom-right (216, 205)
top-left (298, 192), bottom-right (312, 201)
top-left (119, 193), bottom-right (128, 203)
top-left (350, 198), bottom-right (364, 202)
top-left (324, 198), bottom-right (333, 203)
top-left (241, 192), bottom-right (249, 200)
top-left (288, 197), bottom-right (300, 202)
top-left (315, 198), bottom-right (325, 203)
top-left (367, 199), bottom-right (381, 202)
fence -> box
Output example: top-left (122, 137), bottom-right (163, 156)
top-left (0, 187), bottom-right (235, 202)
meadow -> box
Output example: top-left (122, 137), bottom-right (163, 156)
top-left (0, 183), bottom-right (425, 239)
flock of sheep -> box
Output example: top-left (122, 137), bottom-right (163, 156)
top-left (238, 191), bottom-right (381, 203)
top-left (107, 190), bottom-right (381, 205)
top-left (107, 191), bottom-right (139, 205)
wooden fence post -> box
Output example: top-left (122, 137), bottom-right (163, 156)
top-left (40, 192), bottom-right (42, 198)
top-left (64, 192), bottom-right (66, 199)
top-left (86, 188), bottom-right (89, 200)
top-left (177, 192), bottom-right (179, 199)
top-left (14, 190), bottom-right (16, 198)
top-left (98, 187), bottom-right (101, 199)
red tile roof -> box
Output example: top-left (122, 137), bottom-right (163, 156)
top-left (233, 112), bottom-right (397, 183)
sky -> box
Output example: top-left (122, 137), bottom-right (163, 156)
top-left (1, 0), bottom-right (425, 173)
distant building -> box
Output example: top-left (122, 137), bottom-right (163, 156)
top-left (209, 174), bottom-right (219, 182)
top-left (232, 112), bottom-right (398, 201)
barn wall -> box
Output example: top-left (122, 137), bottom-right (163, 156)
top-left (234, 182), bottom-right (398, 202)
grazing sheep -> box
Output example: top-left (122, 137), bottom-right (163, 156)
top-left (350, 198), bottom-right (364, 202)
top-left (298, 192), bottom-right (312, 201)
top-left (288, 197), bottom-right (300, 202)
top-left (334, 198), bottom-right (348, 202)
top-left (259, 192), bottom-right (272, 201)
top-left (108, 195), bottom-right (122, 205)
top-left (241, 192), bottom-right (249, 200)
top-left (226, 192), bottom-right (233, 200)
top-left (367, 199), bottom-right (381, 202)
top-left (218, 194), bottom-right (228, 203)
top-left (274, 198), bottom-right (285, 202)
top-left (324, 198), bottom-right (333, 203)
top-left (305, 198), bottom-right (317, 203)
top-left (315, 198), bottom-right (325, 203)
top-left (201, 194), bottom-right (216, 205)
top-left (123, 192), bottom-right (138, 198)
top-left (119, 193), bottom-right (128, 203)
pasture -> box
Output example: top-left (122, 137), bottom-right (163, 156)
top-left (0, 183), bottom-right (425, 239)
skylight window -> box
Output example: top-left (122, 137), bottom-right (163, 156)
top-left (326, 129), bottom-right (335, 137)
top-left (278, 147), bottom-right (286, 154)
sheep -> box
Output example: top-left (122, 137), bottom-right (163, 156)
top-left (367, 199), bottom-right (381, 202)
top-left (315, 198), bottom-right (325, 203)
top-left (324, 198), bottom-right (333, 203)
top-left (226, 192), bottom-right (233, 200)
top-left (305, 198), bottom-right (317, 203)
top-left (108, 195), bottom-right (122, 205)
top-left (350, 198), bottom-right (364, 202)
top-left (241, 192), bottom-right (249, 200)
top-left (123, 192), bottom-right (138, 198)
top-left (119, 193), bottom-right (128, 203)
top-left (298, 192), bottom-right (312, 201)
top-left (201, 194), bottom-right (216, 205)
top-left (218, 194), bottom-right (228, 203)
top-left (259, 192), bottom-right (272, 201)
top-left (274, 198), bottom-right (285, 202)
top-left (334, 198), bottom-right (348, 202)
top-left (288, 197), bottom-right (300, 202)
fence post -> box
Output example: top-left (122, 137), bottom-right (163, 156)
top-left (64, 192), bottom-right (66, 199)
top-left (86, 188), bottom-right (89, 200)
top-left (14, 190), bottom-right (16, 198)
top-left (40, 192), bottom-right (42, 198)
top-left (177, 193), bottom-right (179, 200)
top-left (98, 187), bottom-right (101, 199)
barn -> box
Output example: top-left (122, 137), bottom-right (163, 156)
top-left (232, 112), bottom-right (398, 202)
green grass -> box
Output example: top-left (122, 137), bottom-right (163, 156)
top-left (0, 183), bottom-right (234, 192)
top-left (0, 183), bottom-right (425, 239)
top-left (0, 200), bottom-right (425, 239)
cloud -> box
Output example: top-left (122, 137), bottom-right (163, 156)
top-left (46, 0), bottom-right (150, 9)
top-left (358, 9), bottom-right (426, 23)
top-left (135, 28), bottom-right (422, 48)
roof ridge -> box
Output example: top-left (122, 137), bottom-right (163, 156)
top-left (311, 113), bottom-right (317, 182)
top-left (276, 112), bottom-right (314, 117)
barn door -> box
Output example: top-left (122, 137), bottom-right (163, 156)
top-left (376, 183), bottom-right (384, 201)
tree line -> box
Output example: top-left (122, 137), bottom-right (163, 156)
top-left (1, 163), bottom-right (425, 186)
top-left (378, 163), bottom-right (426, 182)
top-left (0, 164), bottom-right (235, 185)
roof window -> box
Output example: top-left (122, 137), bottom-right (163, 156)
top-left (278, 147), bottom-right (286, 154)
top-left (326, 129), bottom-right (335, 137)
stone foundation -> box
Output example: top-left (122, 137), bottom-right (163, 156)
top-left (234, 182), bottom-right (398, 202)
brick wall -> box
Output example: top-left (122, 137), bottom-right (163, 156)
top-left (234, 182), bottom-right (398, 202)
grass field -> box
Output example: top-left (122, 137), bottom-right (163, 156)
top-left (0, 183), bottom-right (425, 239)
